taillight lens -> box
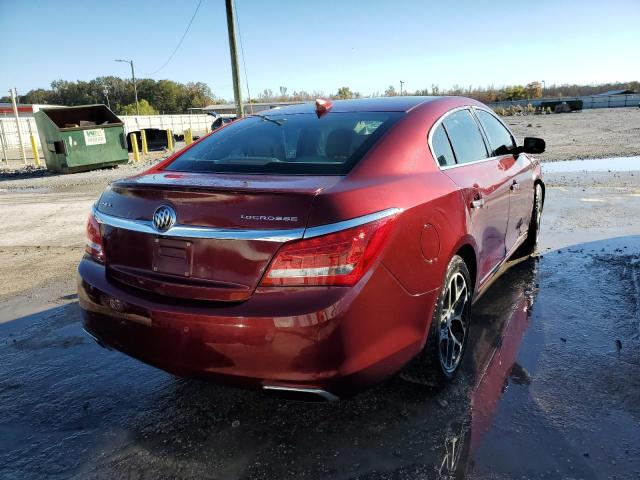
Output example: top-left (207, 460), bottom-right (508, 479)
top-left (85, 211), bottom-right (105, 263)
top-left (260, 214), bottom-right (397, 287)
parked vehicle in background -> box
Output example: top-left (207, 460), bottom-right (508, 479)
top-left (126, 128), bottom-right (177, 152)
top-left (211, 115), bottom-right (236, 131)
top-left (78, 96), bottom-right (545, 400)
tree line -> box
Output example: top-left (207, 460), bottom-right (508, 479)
top-left (3, 77), bottom-right (637, 114)
top-left (255, 81), bottom-right (638, 103)
top-left (1, 77), bottom-right (222, 115)
top-left (373, 81), bottom-right (639, 103)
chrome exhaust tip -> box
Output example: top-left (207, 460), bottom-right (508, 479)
top-left (263, 385), bottom-right (339, 402)
top-left (82, 328), bottom-right (111, 350)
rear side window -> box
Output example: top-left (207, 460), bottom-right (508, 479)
top-left (442, 110), bottom-right (488, 164)
top-left (476, 110), bottom-right (516, 155)
top-left (431, 124), bottom-right (456, 167)
top-left (166, 112), bottom-right (402, 175)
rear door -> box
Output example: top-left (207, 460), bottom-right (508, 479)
top-left (474, 109), bottom-right (534, 254)
top-left (435, 109), bottom-right (512, 284)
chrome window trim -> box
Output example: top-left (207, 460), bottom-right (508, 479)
top-left (472, 106), bottom-right (518, 152)
top-left (427, 105), bottom-right (468, 169)
top-left (93, 206), bottom-right (402, 242)
top-left (439, 154), bottom-right (503, 170)
top-left (303, 207), bottom-right (402, 239)
top-left (427, 105), bottom-right (517, 171)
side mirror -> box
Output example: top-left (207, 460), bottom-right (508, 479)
top-left (523, 137), bottom-right (545, 154)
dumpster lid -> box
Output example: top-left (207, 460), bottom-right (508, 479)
top-left (40, 104), bottom-right (123, 130)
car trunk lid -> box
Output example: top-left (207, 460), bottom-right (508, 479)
top-left (98, 172), bottom-right (340, 301)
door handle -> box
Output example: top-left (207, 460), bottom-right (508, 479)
top-left (471, 198), bottom-right (485, 209)
top-left (511, 180), bottom-right (519, 191)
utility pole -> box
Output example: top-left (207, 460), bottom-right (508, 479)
top-left (399, 80), bottom-right (404, 96)
top-left (225, 0), bottom-right (243, 117)
top-left (115, 59), bottom-right (139, 115)
top-left (10, 88), bottom-right (27, 165)
top-left (541, 80), bottom-right (546, 98)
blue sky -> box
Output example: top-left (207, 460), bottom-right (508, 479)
top-left (1, 0), bottom-right (639, 101)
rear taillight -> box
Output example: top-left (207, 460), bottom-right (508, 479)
top-left (85, 211), bottom-right (105, 263)
top-left (260, 214), bottom-right (397, 287)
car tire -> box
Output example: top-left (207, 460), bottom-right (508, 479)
top-left (400, 255), bottom-right (472, 387)
top-left (515, 183), bottom-right (544, 257)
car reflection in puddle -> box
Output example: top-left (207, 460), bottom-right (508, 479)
top-left (118, 257), bottom-right (545, 480)
top-left (434, 257), bottom-right (539, 479)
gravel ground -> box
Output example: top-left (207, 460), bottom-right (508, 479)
top-left (507, 107), bottom-right (640, 161)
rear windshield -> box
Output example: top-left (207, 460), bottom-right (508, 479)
top-left (165, 112), bottom-right (403, 175)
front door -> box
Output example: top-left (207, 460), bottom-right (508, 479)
top-left (474, 109), bottom-right (535, 255)
top-left (504, 154), bottom-right (535, 252)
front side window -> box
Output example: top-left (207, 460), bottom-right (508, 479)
top-left (476, 110), bottom-right (516, 156)
top-left (442, 110), bottom-right (488, 164)
top-left (431, 124), bottom-right (456, 167)
top-left (166, 112), bottom-right (402, 175)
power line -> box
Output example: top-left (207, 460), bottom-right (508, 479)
top-left (141, 0), bottom-right (203, 75)
top-left (233, 0), bottom-right (252, 112)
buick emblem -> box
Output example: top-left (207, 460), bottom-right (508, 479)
top-left (152, 205), bottom-right (176, 232)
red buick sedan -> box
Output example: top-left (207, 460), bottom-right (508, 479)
top-left (78, 96), bottom-right (545, 400)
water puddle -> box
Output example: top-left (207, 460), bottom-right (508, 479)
top-left (2, 239), bottom-right (639, 479)
top-left (543, 156), bottom-right (640, 173)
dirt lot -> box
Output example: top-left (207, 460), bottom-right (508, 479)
top-left (0, 161), bottom-right (637, 302)
top-left (0, 159), bottom-right (160, 302)
top-left (508, 107), bottom-right (640, 161)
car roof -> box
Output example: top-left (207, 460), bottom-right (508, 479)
top-left (254, 96), bottom-right (445, 115)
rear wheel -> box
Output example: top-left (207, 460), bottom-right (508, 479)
top-left (516, 183), bottom-right (544, 257)
top-left (401, 255), bottom-right (471, 386)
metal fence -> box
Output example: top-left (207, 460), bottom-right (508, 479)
top-left (0, 116), bottom-right (38, 151)
top-left (488, 94), bottom-right (640, 110)
top-left (120, 114), bottom-right (212, 138)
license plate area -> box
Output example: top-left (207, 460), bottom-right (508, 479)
top-left (152, 238), bottom-right (193, 277)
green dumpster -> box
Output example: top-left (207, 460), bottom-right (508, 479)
top-left (34, 105), bottom-right (129, 173)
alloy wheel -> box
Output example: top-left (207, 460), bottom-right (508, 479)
top-left (535, 185), bottom-right (543, 230)
top-left (439, 272), bottom-right (469, 373)
top-left (532, 184), bottom-right (543, 244)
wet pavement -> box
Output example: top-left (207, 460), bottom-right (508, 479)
top-left (1, 234), bottom-right (639, 479)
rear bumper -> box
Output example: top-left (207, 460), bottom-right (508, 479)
top-left (78, 258), bottom-right (437, 396)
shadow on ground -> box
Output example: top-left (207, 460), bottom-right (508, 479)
top-left (1, 236), bottom-right (639, 479)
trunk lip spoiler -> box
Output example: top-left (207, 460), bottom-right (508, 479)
top-left (92, 206), bottom-right (401, 243)
top-left (303, 207), bottom-right (401, 239)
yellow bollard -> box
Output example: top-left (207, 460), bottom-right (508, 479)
top-left (131, 133), bottom-right (140, 162)
top-left (166, 129), bottom-right (174, 151)
top-left (140, 129), bottom-right (149, 155)
top-left (30, 134), bottom-right (41, 167)
top-left (185, 128), bottom-right (193, 145)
